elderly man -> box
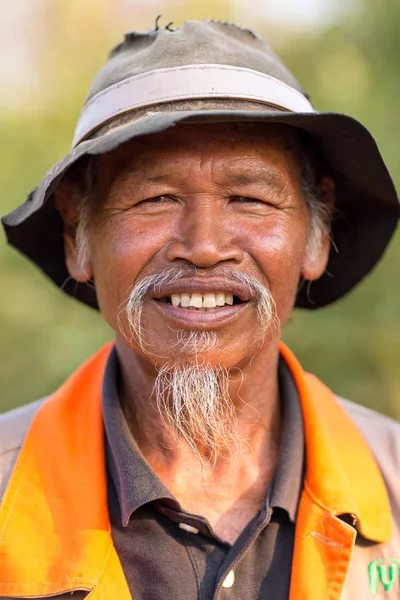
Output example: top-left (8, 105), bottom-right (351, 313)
top-left (0, 20), bottom-right (399, 600)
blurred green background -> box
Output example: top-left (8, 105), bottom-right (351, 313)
top-left (1, 0), bottom-right (399, 417)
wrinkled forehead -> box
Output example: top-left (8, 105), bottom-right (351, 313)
top-left (98, 121), bottom-right (304, 176)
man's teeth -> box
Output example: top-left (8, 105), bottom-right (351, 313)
top-left (170, 292), bottom-right (234, 309)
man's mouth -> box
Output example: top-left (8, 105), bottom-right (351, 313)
top-left (150, 277), bottom-right (254, 326)
top-left (157, 292), bottom-right (243, 311)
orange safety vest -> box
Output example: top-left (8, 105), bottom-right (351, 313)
top-left (0, 343), bottom-right (391, 599)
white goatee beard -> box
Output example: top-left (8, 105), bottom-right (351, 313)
top-left (120, 267), bottom-right (278, 465)
top-left (153, 338), bottom-right (241, 466)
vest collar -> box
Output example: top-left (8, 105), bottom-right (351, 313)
top-left (0, 343), bottom-right (114, 598)
top-left (280, 343), bottom-right (391, 543)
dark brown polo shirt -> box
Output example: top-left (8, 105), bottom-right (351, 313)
top-left (103, 347), bottom-right (305, 599)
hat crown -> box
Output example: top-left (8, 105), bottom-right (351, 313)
top-left (87, 20), bottom-right (307, 101)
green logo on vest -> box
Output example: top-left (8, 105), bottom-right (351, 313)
top-left (368, 559), bottom-right (400, 594)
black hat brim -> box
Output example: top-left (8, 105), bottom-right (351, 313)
top-left (2, 109), bottom-right (399, 309)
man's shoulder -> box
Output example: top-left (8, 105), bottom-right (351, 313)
top-left (0, 399), bottom-right (47, 452)
top-left (338, 396), bottom-right (400, 448)
top-left (338, 397), bottom-right (400, 508)
top-left (0, 399), bottom-right (46, 497)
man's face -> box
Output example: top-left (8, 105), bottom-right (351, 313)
top-left (71, 123), bottom-right (330, 369)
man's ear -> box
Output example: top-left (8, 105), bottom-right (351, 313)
top-left (301, 177), bottom-right (335, 282)
top-left (54, 178), bottom-right (93, 282)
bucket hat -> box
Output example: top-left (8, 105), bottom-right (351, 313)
top-left (2, 20), bottom-right (399, 309)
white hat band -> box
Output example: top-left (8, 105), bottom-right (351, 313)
top-left (73, 64), bottom-right (315, 147)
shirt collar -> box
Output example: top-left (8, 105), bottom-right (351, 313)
top-left (102, 347), bottom-right (304, 526)
top-left (270, 357), bottom-right (305, 522)
top-left (102, 347), bottom-right (175, 526)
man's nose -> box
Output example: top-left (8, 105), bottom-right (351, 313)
top-left (165, 201), bottom-right (244, 268)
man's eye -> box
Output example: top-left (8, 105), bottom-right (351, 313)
top-left (140, 195), bottom-right (171, 204)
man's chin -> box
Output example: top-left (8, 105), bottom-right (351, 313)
top-left (158, 352), bottom-right (224, 372)
top-left (144, 330), bottom-right (221, 367)
top-left (173, 329), bottom-right (219, 354)
top-left (158, 330), bottom-right (240, 371)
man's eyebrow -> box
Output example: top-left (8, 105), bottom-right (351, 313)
top-left (222, 165), bottom-right (285, 187)
top-left (117, 169), bottom-right (168, 183)
top-left (141, 173), bottom-right (172, 183)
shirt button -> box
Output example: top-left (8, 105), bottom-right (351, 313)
top-left (178, 522), bottom-right (199, 534)
top-left (222, 570), bottom-right (235, 588)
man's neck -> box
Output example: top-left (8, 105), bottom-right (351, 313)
top-left (115, 337), bottom-right (282, 542)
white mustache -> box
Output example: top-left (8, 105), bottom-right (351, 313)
top-left (122, 266), bottom-right (279, 352)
